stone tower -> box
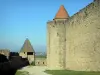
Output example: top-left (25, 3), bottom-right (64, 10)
top-left (47, 0), bottom-right (100, 71)
top-left (19, 38), bottom-right (35, 64)
top-left (47, 5), bottom-right (69, 70)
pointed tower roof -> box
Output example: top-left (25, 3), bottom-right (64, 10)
top-left (20, 38), bottom-right (35, 52)
top-left (54, 5), bottom-right (69, 19)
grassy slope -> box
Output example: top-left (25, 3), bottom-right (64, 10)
top-left (15, 71), bottom-right (29, 75)
top-left (45, 70), bottom-right (100, 75)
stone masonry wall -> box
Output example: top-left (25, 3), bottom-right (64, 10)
top-left (47, 22), bottom-right (50, 68)
top-left (35, 58), bottom-right (46, 66)
top-left (19, 52), bottom-right (35, 64)
top-left (19, 52), bottom-right (27, 58)
top-left (66, 0), bottom-right (100, 71)
top-left (47, 20), bottom-right (66, 70)
top-left (0, 50), bottom-right (10, 59)
top-left (27, 55), bottom-right (35, 64)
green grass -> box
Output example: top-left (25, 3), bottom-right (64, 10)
top-left (30, 61), bottom-right (35, 66)
top-left (45, 70), bottom-right (100, 75)
top-left (15, 71), bottom-right (29, 75)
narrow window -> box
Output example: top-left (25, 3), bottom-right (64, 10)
top-left (27, 52), bottom-right (33, 55)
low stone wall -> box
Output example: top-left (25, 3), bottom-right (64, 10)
top-left (0, 49), bottom-right (10, 59)
top-left (35, 58), bottom-right (46, 66)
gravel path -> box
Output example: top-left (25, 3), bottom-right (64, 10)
top-left (19, 66), bottom-right (52, 75)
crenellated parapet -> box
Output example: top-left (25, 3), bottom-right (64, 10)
top-left (47, 20), bottom-right (68, 25)
top-left (65, 0), bottom-right (100, 28)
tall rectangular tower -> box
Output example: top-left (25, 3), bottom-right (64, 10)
top-left (47, 5), bottom-right (69, 70)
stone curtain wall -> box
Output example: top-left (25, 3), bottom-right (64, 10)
top-left (19, 52), bottom-right (27, 58)
top-left (66, 0), bottom-right (100, 71)
top-left (0, 50), bottom-right (10, 59)
top-left (35, 58), bottom-right (46, 66)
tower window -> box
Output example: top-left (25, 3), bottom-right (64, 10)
top-left (27, 52), bottom-right (33, 55)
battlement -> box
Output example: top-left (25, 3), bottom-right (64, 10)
top-left (47, 0), bottom-right (100, 26)
top-left (66, 0), bottom-right (99, 26)
top-left (47, 20), bottom-right (68, 25)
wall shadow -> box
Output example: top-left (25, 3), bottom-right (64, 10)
top-left (0, 53), bottom-right (29, 75)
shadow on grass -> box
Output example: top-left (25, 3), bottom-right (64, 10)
top-left (44, 70), bottom-right (100, 75)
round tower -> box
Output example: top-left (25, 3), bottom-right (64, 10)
top-left (47, 5), bottom-right (69, 70)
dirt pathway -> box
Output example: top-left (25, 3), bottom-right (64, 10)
top-left (18, 66), bottom-right (52, 75)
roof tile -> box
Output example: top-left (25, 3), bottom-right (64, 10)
top-left (54, 5), bottom-right (69, 19)
top-left (20, 38), bottom-right (35, 52)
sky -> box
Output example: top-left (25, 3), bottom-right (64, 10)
top-left (0, 0), bottom-right (93, 52)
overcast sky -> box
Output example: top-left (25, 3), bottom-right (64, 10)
top-left (0, 0), bottom-right (93, 52)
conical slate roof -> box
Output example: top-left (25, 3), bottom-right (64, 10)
top-left (54, 5), bottom-right (69, 19)
top-left (20, 38), bottom-right (35, 52)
